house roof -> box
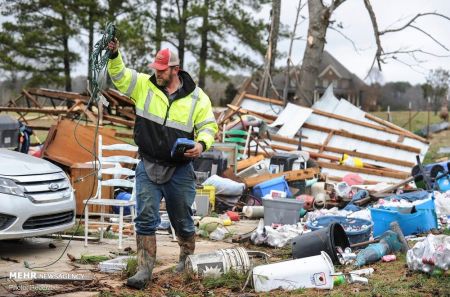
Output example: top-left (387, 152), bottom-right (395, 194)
top-left (319, 51), bottom-right (367, 88)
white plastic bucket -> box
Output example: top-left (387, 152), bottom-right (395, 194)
top-left (185, 247), bottom-right (250, 278)
top-left (252, 251), bottom-right (335, 292)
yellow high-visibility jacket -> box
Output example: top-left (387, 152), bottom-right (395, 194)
top-left (107, 51), bottom-right (218, 165)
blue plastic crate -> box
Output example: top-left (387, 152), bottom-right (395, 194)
top-left (370, 198), bottom-right (437, 237)
top-left (306, 216), bottom-right (373, 245)
top-left (253, 176), bottom-right (292, 198)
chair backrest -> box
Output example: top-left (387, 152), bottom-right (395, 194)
top-left (96, 135), bottom-right (139, 200)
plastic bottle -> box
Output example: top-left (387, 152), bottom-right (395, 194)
top-left (333, 275), bottom-right (346, 286)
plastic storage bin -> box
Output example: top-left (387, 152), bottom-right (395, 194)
top-left (306, 216), bottom-right (373, 245)
top-left (370, 198), bottom-right (437, 237)
top-left (253, 176), bottom-right (292, 198)
top-left (262, 197), bottom-right (303, 225)
top-left (0, 115), bottom-right (19, 148)
top-left (196, 185), bottom-right (215, 211)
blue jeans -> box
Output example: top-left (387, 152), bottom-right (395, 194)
top-left (134, 161), bottom-right (196, 238)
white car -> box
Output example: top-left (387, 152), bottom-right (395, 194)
top-left (0, 149), bottom-right (75, 239)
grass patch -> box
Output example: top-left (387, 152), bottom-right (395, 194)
top-left (370, 111), bottom-right (443, 132)
top-left (165, 290), bottom-right (188, 297)
top-left (62, 224), bottom-right (85, 236)
top-left (201, 270), bottom-right (247, 290)
top-left (125, 257), bottom-right (138, 277)
top-left (78, 254), bottom-right (110, 265)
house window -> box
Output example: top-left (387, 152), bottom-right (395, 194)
top-left (322, 79), bottom-right (328, 88)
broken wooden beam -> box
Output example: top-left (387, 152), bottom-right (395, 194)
top-left (243, 167), bottom-right (319, 187)
top-left (103, 114), bottom-right (134, 127)
top-left (237, 155), bottom-right (265, 171)
top-left (0, 107), bottom-right (68, 114)
top-left (316, 161), bottom-right (410, 179)
top-left (270, 134), bottom-right (415, 167)
top-left (28, 88), bottom-right (89, 102)
top-left (302, 123), bottom-right (421, 153)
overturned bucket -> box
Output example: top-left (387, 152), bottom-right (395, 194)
top-left (185, 247), bottom-right (250, 278)
top-left (252, 251), bottom-right (335, 292)
top-left (292, 222), bottom-right (350, 264)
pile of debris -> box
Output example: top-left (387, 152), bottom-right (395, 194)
top-left (2, 83), bottom-right (449, 294)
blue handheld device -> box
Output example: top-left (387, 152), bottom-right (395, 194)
top-left (171, 138), bottom-right (195, 159)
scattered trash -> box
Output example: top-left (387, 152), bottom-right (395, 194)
top-left (382, 254), bottom-right (397, 262)
top-left (99, 255), bottom-right (136, 273)
top-left (355, 230), bottom-right (404, 267)
top-left (292, 222), bottom-right (350, 265)
top-left (407, 234), bottom-right (450, 274)
top-left (185, 247), bottom-right (250, 278)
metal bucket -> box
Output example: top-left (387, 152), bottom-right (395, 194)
top-left (185, 247), bottom-right (250, 277)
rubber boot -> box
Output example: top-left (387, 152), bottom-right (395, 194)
top-left (174, 234), bottom-right (195, 273)
top-left (126, 234), bottom-right (156, 289)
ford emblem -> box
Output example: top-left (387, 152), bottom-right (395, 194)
top-left (48, 183), bottom-right (60, 191)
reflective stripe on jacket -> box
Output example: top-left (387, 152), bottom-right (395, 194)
top-left (107, 51), bottom-right (218, 165)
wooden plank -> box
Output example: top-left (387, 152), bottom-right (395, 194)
top-left (311, 108), bottom-right (426, 142)
top-left (106, 89), bottom-right (134, 106)
top-left (270, 143), bottom-right (405, 172)
top-left (101, 90), bottom-right (119, 107)
top-left (227, 104), bottom-right (276, 122)
top-left (103, 114), bottom-right (134, 127)
top-left (220, 92), bottom-right (247, 125)
top-left (302, 123), bottom-right (421, 153)
top-left (0, 107), bottom-right (68, 114)
top-left (319, 131), bottom-right (334, 153)
top-left (244, 93), bottom-right (284, 106)
top-left (118, 108), bottom-right (136, 120)
top-left (236, 155), bottom-right (265, 171)
top-left (365, 113), bottom-right (427, 142)
top-left (243, 167), bottom-right (319, 187)
top-left (270, 134), bottom-right (415, 167)
top-left (115, 131), bottom-right (134, 139)
top-left (22, 89), bottom-right (43, 108)
top-left (233, 92), bottom-right (427, 144)
top-left (316, 161), bottom-right (409, 179)
top-left (28, 88), bottom-right (89, 102)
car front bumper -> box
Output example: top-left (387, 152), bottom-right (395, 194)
top-left (0, 191), bottom-right (76, 240)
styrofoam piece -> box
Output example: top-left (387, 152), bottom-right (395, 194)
top-left (99, 256), bottom-right (136, 273)
top-left (252, 251), bottom-right (335, 292)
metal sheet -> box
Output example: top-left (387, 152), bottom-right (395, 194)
top-left (268, 103), bottom-right (312, 138)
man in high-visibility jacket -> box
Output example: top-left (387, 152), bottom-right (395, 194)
top-left (107, 39), bottom-right (218, 289)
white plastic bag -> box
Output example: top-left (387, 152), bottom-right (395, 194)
top-left (202, 174), bottom-right (245, 196)
top-left (407, 234), bottom-right (450, 273)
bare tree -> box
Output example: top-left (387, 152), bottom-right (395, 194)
top-left (269, 0), bottom-right (281, 75)
top-left (295, 0), bottom-right (345, 105)
top-left (294, 0), bottom-right (450, 105)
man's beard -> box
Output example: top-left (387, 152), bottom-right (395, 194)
top-left (156, 73), bottom-right (172, 87)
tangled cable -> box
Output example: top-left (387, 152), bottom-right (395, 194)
top-left (89, 22), bottom-right (116, 102)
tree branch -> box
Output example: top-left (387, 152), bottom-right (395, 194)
top-left (409, 25), bottom-right (449, 51)
top-left (363, 0), bottom-right (383, 70)
top-left (328, 26), bottom-right (360, 52)
top-left (330, 0), bottom-right (346, 14)
top-left (380, 12), bottom-right (450, 35)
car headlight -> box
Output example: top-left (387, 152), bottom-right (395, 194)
top-left (0, 177), bottom-right (27, 197)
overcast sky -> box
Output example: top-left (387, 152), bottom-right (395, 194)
top-left (2, 1), bottom-right (449, 85)
top-left (271, 0), bottom-right (450, 85)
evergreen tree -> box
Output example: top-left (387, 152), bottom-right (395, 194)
top-left (0, 0), bottom-right (80, 91)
